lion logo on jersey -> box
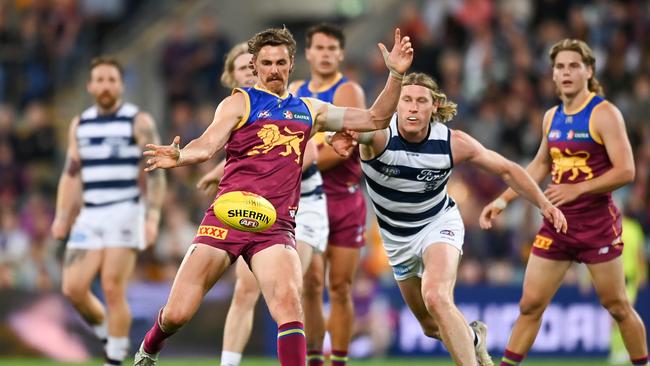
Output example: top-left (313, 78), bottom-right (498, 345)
top-left (247, 124), bottom-right (304, 163)
top-left (550, 147), bottom-right (593, 183)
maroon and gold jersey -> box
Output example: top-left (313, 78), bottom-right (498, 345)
top-left (546, 92), bottom-right (617, 215)
top-left (215, 86), bottom-right (315, 229)
top-left (295, 74), bottom-right (363, 198)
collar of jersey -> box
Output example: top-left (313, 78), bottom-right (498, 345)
top-left (562, 92), bottom-right (596, 115)
top-left (254, 85), bottom-right (290, 99)
top-left (308, 72), bottom-right (343, 93)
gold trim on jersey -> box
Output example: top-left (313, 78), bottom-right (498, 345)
top-left (308, 72), bottom-right (343, 93)
top-left (232, 88), bottom-right (251, 130)
top-left (563, 92), bottom-right (596, 115)
top-left (300, 97), bottom-right (315, 121)
top-left (588, 101), bottom-right (606, 145)
top-left (253, 84), bottom-right (290, 99)
top-left (545, 106), bottom-right (559, 136)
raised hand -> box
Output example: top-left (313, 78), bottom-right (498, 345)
top-left (143, 136), bottom-right (181, 172)
top-left (378, 28), bottom-right (414, 76)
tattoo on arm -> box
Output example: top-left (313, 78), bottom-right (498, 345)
top-left (64, 249), bottom-right (87, 267)
top-left (65, 156), bottom-right (81, 177)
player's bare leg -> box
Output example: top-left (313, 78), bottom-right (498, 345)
top-left (397, 276), bottom-right (441, 339)
top-left (296, 240), bottom-right (314, 274)
top-left (136, 244), bottom-right (231, 365)
top-left (61, 249), bottom-right (106, 339)
top-left (303, 253), bottom-right (326, 365)
top-left (504, 255), bottom-right (571, 357)
top-left (101, 247), bottom-right (137, 364)
top-left (252, 244), bottom-right (305, 366)
top-left (588, 257), bottom-right (648, 361)
top-left (221, 258), bottom-right (260, 366)
top-left (420, 243), bottom-right (475, 365)
top-left (326, 245), bottom-right (360, 363)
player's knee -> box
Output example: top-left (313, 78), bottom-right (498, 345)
top-left (519, 296), bottom-right (546, 317)
top-left (303, 271), bottom-right (324, 296)
top-left (232, 284), bottom-right (261, 307)
top-left (328, 279), bottom-right (352, 303)
top-left (61, 282), bottom-right (87, 303)
top-left (101, 277), bottom-right (125, 305)
top-left (162, 306), bottom-right (192, 329)
top-left (423, 290), bottom-right (452, 318)
top-left (602, 298), bottom-right (631, 322)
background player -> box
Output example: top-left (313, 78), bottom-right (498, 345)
top-left (134, 27), bottom-right (413, 366)
top-left (289, 23), bottom-right (367, 366)
top-left (480, 39), bottom-right (649, 366)
top-left (51, 57), bottom-right (165, 366)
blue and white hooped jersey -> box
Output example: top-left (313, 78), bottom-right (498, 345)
top-left (77, 103), bottom-right (141, 207)
top-left (301, 163), bottom-right (323, 198)
top-left (361, 114), bottom-right (455, 240)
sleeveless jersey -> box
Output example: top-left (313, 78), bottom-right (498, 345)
top-left (361, 114), bottom-right (455, 240)
top-left (546, 93), bottom-right (616, 214)
top-left (217, 86), bottom-right (314, 227)
top-left (77, 103), bottom-right (141, 207)
top-left (295, 73), bottom-right (362, 197)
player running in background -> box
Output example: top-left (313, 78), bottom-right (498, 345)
top-left (51, 57), bottom-right (166, 366)
top-left (289, 24), bottom-right (367, 366)
top-left (195, 42), bottom-right (329, 366)
top-left (480, 39), bottom-right (649, 366)
top-left (134, 27), bottom-right (413, 366)
top-left (330, 72), bottom-right (566, 366)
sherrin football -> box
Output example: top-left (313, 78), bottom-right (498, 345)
top-left (213, 191), bottom-right (277, 232)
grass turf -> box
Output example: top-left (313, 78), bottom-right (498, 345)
top-left (0, 357), bottom-right (611, 365)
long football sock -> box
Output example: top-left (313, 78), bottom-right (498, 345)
top-left (331, 349), bottom-right (349, 366)
top-left (220, 350), bottom-right (242, 366)
top-left (631, 356), bottom-right (649, 365)
top-left (307, 349), bottom-right (324, 366)
top-left (105, 336), bottom-right (129, 365)
top-left (500, 349), bottom-right (524, 366)
top-left (143, 309), bottom-right (175, 354)
top-left (277, 321), bottom-right (306, 366)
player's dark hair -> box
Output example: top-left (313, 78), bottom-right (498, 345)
top-left (305, 23), bottom-right (345, 49)
top-left (247, 27), bottom-right (296, 59)
top-left (89, 56), bottom-right (124, 79)
top-left (549, 39), bottom-right (604, 96)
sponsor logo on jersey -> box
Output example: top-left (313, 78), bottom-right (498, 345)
top-left (381, 166), bottom-right (400, 176)
top-left (283, 110), bottom-right (310, 121)
top-left (549, 130), bottom-right (562, 141)
top-left (565, 116), bottom-right (573, 123)
top-left (258, 110), bottom-right (271, 118)
top-left (417, 169), bottom-right (446, 182)
top-left (197, 225), bottom-right (228, 240)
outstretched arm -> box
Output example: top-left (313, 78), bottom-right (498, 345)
top-left (135, 112), bottom-right (166, 248)
top-left (311, 28), bottom-right (413, 133)
top-left (451, 129), bottom-right (567, 233)
top-left (52, 117), bottom-right (83, 240)
top-left (144, 93), bottom-right (246, 171)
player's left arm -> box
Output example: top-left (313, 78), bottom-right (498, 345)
top-left (318, 82), bottom-right (367, 171)
top-left (544, 102), bottom-right (635, 206)
top-left (135, 112), bottom-right (166, 248)
top-left (311, 28), bottom-right (413, 133)
top-left (302, 139), bottom-right (318, 172)
top-left (452, 129), bottom-right (567, 233)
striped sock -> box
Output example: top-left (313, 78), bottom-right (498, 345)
top-left (631, 356), bottom-right (649, 365)
top-left (307, 349), bottom-right (324, 366)
top-left (500, 349), bottom-right (525, 366)
top-left (331, 349), bottom-right (348, 366)
top-left (277, 321), bottom-right (306, 366)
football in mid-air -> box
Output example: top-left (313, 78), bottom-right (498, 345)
top-left (213, 191), bottom-right (277, 232)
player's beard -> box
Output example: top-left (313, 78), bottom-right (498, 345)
top-left (96, 91), bottom-right (119, 110)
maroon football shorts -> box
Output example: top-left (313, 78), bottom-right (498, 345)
top-left (326, 191), bottom-right (366, 249)
top-left (192, 205), bottom-right (296, 265)
top-left (531, 204), bottom-right (623, 264)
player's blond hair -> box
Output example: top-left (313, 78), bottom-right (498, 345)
top-left (402, 73), bottom-right (457, 123)
top-left (221, 43), bottom-right (250, 89)
top-left (549, 39), bottom-right (604, 96)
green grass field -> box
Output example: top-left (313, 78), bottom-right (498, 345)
top-left (0, 357), bottom-right (612, 365)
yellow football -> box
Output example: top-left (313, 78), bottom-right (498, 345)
top-left (213, 191), bottom-right (277, 232)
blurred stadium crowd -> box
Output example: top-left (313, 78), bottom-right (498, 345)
top-left (1, 0), bottom-right (649, 294)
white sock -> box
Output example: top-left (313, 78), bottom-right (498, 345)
top-left (468, 324), bottom-right (479, 347)
top-left (106, 336), bottom-right (129, 363)
top-left (93, 319), bottom-right (108, 342)
top-left (221, 350), bottom-right (242, 366)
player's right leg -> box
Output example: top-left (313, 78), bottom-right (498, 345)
top-left (500, 254), bottom-right (571, 366)
top-left (135, 243), bottom-right (231, 365)
top-left (61, 248), bottom-right (106, 339)
top-left (221, 258), bottom-right (261, 366)
top-left (396, 276), bottom-right (441, 339)
top-left (251, 243), bottom-right (305, 366)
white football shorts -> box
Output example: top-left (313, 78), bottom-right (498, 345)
top-left (295, 193), bottom-right (329, 253)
